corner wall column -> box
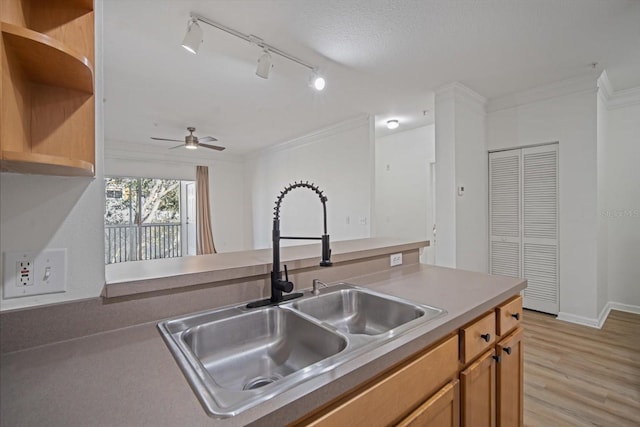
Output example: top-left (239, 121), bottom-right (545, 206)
top-left (434, 83), bottom-right (488, 272)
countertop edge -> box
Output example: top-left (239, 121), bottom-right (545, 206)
top-left (103, 238), bottom-right (429, 298)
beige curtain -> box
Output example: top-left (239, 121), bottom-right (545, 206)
top-left (196, 165), bottom-right (216, 254)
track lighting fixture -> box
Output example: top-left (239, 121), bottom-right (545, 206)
top-left (181, 18), bottom-right (203, 54)
top-left (256, 50), bottom-right (273, 79)
top-left (182, 13), bottom-right (325, 90)
top-left (386, 119), bottom-right (400, 130)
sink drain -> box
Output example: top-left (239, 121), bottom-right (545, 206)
top-left (243, 375), bottom-right (282, 391)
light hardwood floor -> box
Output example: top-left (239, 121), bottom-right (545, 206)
top-left (523, 309), bottom-right (640, 426)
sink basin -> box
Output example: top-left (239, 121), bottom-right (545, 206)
top-left (158, 283), bottom-right (446, 418)
top-left (290, 288), bottom-right (428, 335)
top-left (182, 308), bottom-right (346, 392)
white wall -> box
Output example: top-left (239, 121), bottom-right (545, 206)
top-left (454, 94), bottom-right (488, 273)
top-left (245, 116), bottom-right (374, 249)
top-left (434, 92), bottom-right (456, 268)
top-left (0, 0), bottom-right (106, 311)
top-left (374, 125), bottom-right (434, 246)
top-left (596, 80), bottom-right (609, 315)
top-left (487, 88), bottom-right (600, 320)
top-left (605, 102), bottom-right (640, 307)
top-left (104, 146), bottom-right (246, 253)
top-left (435, 84), bottom-right (488, 272)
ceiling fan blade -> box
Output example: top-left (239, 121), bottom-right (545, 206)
top-left (199, 136), bottom-right (218, 143)
top-left (151, 137), bottom-right (184, 142)
top-left (199, 143), bottom-right (226, 151)
top-left (169, 144), bottom-right (185, 150)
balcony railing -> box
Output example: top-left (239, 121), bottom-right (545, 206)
top-left (105, 223), bottom-right (182, 264)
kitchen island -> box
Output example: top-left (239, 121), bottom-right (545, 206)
top-left (0, 261), bottom-right (525, 426)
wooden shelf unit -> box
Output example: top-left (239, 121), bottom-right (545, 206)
top-left (0, 0), bottom-right (95, 177)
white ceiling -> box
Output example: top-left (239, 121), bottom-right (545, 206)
top-left (104, 0), bottom-right (640, 156)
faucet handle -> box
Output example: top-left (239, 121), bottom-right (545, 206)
top-left (275, 265), bottom-right (294, 293)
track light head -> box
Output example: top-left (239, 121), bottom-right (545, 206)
top-left (256, 50), bottom-right (273, 79)
top-left (310, 69), bottom-right (326, 91)
top-left (182, 18), bottom-right (203, 54)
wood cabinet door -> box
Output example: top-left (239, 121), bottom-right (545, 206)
top-left (298, 335), bottom-right (458, 426)
top-left (397, 380), bottom-right (460, 427)
top-left (460, 349), bottom-right (496, 427)
top-left (496, 328), bottom-right (524, 427)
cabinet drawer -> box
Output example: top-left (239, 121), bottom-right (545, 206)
top-left (460, 312), bottom-right (496, 365)
top-left (496, 296), bottom-right (522, 336)
top-left (397, 380), bottom-right (460, 427)
top-left (300, 335), bottom-right (458, 427)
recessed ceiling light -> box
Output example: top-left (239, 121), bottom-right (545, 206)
top-left (386, 119), bottom-right (399, 130)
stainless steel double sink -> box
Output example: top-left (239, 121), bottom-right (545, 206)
top-left (158, 283), bottom-right (446, 418)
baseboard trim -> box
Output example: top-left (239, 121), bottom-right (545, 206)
top-left (606, 301), bottom-right (640, 315)
top-left (556, 312), bottom-right (601, 329)
top-left (557, 301), bottom-right (640, 329)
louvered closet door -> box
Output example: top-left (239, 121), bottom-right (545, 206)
top-left (521, 145), bottom-right (559, 314)
top-left (489, 151), bottom-right (521, 279)
top-left (489, 145), bottom-right (559, 315)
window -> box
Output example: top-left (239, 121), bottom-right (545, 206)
top-left (104, 177), bottom-right (196, 264)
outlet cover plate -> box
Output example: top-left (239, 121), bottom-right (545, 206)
top-left (390, 253), bottom-right (403, 267)
top-left (3, 249), bottom-right (67, 299)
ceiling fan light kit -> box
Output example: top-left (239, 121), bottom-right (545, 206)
top-left (182, 13), bottom-right (325, 91)
top-left (151, 127), bottom-right (226, 151)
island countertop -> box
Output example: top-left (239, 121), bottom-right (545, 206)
top-left (1, 263), bottom-right (525, 426)
top-left (104, 237), bottom-right (429, 298)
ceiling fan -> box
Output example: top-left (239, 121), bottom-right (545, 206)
top-left (151, 127), bottom-right (225, 151)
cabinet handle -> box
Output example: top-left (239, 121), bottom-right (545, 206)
top-left (492, 355), bottom-right (501, 363)
top-left (503, 346), bottom-right (512, 355)
top-left (480, 333), bottom-right (491, 342)
top-left (511, 312), bottom-right (520, 320)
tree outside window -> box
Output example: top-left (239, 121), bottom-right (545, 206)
top-left (105, 177), bottom-right (193, 264)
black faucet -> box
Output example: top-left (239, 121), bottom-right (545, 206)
top-left (247, 181), bottom-right (332, 308)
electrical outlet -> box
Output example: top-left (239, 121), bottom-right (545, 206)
top-left (17, 260), bottom-right (34, 286)
top-left (3, 249), bottom-right (66, 299)
top-left (390, 253), bottom-right (403, 267)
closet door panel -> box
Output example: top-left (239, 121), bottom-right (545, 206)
top-left (522, 145), bottom-right (559, 314)
top-left (489, 151), bottom-right (521, 278)
top-left (489, 145), bottom-right (559, 314)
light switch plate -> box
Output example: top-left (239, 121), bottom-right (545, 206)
top-left (3, 249), bottom-right (67, 299)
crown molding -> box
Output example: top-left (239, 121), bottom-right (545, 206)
top-left (596, 70), bottom-right (640, 109)
top-left (605, 87), bottom-right (640, 110)
top-left (435, 82), bottom-right (487, 114)
top-left (246, 114), bottom-right (371, 159)
top-left (487, 72), bottom-right (599, 113)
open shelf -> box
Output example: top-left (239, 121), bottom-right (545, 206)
top-left (1, 151), bottom-right (95, 177)
top-left (30, 0), bottom-right (94, 10)
top-left (1, 22), bottom-right (94, 94)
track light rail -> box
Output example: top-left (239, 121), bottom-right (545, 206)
top-left (190, 13), bottom-right (316, 72)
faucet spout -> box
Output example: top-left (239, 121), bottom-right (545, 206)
top-left (247, 181), bottom-right (333, 309)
